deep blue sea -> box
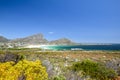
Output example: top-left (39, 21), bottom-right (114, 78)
top-left (41, 44), bottom-right (120, 51)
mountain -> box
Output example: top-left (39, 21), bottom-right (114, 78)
top-left (11, 33), bottom-right (48, 45)
top-left (11, 34), bottom-right (75, 45)
top-left (0, 36), bottom-right (9, 42)
top-left (49, 38), bottom-right (75, 45)
top-left (0, 33), bottom-right (75, 47)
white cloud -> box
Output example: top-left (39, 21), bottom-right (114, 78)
top-left (48, 32), bottom-right (54, 34)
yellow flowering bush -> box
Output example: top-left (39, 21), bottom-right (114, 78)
top-left (0, 60), bottom-right (48, 80)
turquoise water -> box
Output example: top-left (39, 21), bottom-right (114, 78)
top-left (40, 44), bottom-right (120, 51)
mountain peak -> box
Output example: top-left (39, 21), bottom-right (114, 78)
top-left (11, 33), bottom-right (48, 45)
top-left (28, 33), bottom-right (43, 38)
top-left (25, 33), bottom-right (44, 40)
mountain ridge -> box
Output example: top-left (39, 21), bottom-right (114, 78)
top-left (10, 33), bottom-right (48, 45)
top-left (0, 36), bottom-right (9, 42)
top-left (0, 33), bottom-right (75, 46)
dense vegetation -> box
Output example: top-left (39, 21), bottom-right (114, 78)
top-left (71, 60), bottom-right (117, 80)
top-left (0, 49), bottom-right (120, 80)
top-left (0, 59), bottom-right (48, 80)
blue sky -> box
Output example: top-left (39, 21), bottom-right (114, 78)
top-left (0, 0), bottom-right (120, 43)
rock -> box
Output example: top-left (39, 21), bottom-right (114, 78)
top-left (0, 53), bottom-right (24, 63)
top-left (105, 59), bottom-right (120, 75)
top-left (42, 60), bottom-right (54, 77)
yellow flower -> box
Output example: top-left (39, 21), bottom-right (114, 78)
top-left (0, 59), bottom-right (48, 80)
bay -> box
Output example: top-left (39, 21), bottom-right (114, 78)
top-left (40, 44), bottom-right (120, 51)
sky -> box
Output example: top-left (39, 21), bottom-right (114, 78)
top-left (0, 0), bottom-right (120, 43)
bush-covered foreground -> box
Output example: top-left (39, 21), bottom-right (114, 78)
top-left (71, 60), bottom-right (117, 80)
top-left (0, 50), bottom-right (120, 80)
top-left (0, 59), bottom-right (48, 80)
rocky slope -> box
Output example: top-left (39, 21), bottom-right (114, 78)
top-left (0, 36), bottom-right (9, 43)
top-left (0, 33), bottom-right (75, 46)
top-left (11, 33), bottom-right (48, 45)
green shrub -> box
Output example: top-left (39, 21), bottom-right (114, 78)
top-left (49, 75), bottom-right (66, 80)
top-left (71, 60), bottom-right (117, 80)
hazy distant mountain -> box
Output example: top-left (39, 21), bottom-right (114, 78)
top-left (0, 33), bottom-right (75, 46)
top-left (49, 38), bottom-right (75, 45)
top-left (11, 33), bottom-right (48, 45)
top-left (0, 36), bottom-right (9, 42)
top-left (11, 34), bottom-right (75, 45)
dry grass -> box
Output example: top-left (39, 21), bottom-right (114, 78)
top-left (37, 50), bottom-right (120, 61)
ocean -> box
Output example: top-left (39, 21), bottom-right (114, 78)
top-left (40, 44), bottom-right (120, 51)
